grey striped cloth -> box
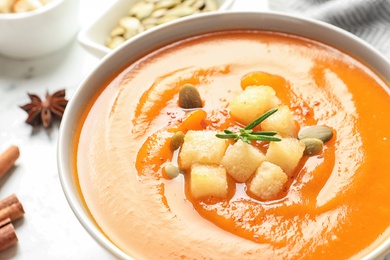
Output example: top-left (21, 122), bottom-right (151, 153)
top-left (269, 0), bottom-right (390, 60)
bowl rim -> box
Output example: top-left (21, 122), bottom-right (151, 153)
top-left (0, 0), bottom-right (66, 19)
top-left (58, 10), bottom-right (390, 260)
top-left (77, 0), bottom-right (235, 58)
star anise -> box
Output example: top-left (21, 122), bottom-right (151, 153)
top-left (20, 89), bottom-right (68, 128)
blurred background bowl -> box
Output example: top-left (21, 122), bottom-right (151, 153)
top-left (77, 0), bottom-right (234, 58)
top-left (0, 0), bottom-right (79, 59)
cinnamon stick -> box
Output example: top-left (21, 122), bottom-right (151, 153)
top-left (0, 145), bottom-right (20, 179)
top-left (0, 194), bottom-right (24, 222)
top-left (0, 218), bottom-right (18, 251)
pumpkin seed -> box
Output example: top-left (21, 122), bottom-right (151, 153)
top-left (119, 17), bottom-right (141, 39)
top-left (150, 8), bottom-right (167, 18)
top-left (107, 36), bottom-right (125, 49)
top-left (142, 17), bottom-right (158, 26)
top-left (143, 24), bottom-right (156, 30)
top-left (109, 26), bottom-right (125, 37)
top-left (301, 138), bottom-right (323, 156)
top-left (182, 0), bottom-right (197, 6)
top-left (178, 84), bottom-right (203, 109)
top-left (155, 0), bottom-right (181, 9)
top-left (106, 0), bottom-right (219, 49)
top-left (123, 30), bottom-right (136, 40)
top-left (192, 0), bottom-right (206, 10)
top-left (298, 125), bottom-right (333, 143)
top-left (137, 24), bottom-right (145, 34)
top-left (204, 0), bottom-right (218, 11)
top-left (119, 16), bottom-right (141, 32)
top-left (157, 15), bottom-right (180, 25)
top-left (164, 164), bottom-right (180, 179)
top-left (171, 131), bottom-right (185, 150)
top-left (129, 1), bottom-right (154, 20)
top-left (166, 5), bottom-right (195, 17)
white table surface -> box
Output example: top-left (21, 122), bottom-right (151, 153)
top-left (0, 1), bottom-right (267, 259)
top-left (1, 0), bottom-right (390, 259)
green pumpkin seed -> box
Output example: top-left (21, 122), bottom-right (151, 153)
top-left (164, 164), bottom-right (180, 179)
top-left (298, 125), bottom-right (333, 143)
top-left (301, 138), bottom-right (324, 156)
top-left (178, 84), bottom-right (202, 109)
top-left (170, 131), bottom-right (185, 151)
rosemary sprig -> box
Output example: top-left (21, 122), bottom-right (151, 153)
top-left (216, 108), bottom-right (281, 144)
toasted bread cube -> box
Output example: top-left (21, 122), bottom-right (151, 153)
top-left (248, 161), bottom-right (287, 200)
top-left (221, 140), bottom-right (265, 182)
top-left (261, 105), bottom-right (297, 137)
top-left (230, 85), bottom-right (280, 125)
top-left (190, 163), bottom-right (228, 199)
top-left (179, 130), bottom-right (228, 170)
top-left (265, 138), bottom-right (305, 176)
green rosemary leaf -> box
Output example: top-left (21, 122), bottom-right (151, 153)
top-left (247, 135), bottom-right (282, 142)
top-left (239, 136), bottom-right (251, 144)
top-left (250, 131), bottom-right (278, 136)
top-left (216, 133), bottom-right (238, 139)
top-left (244, 108), bottom-right (278, 130)
top-left (239, 128), bottom-right (252, 135)
top-left (215, 108), bottom-right (281, 143)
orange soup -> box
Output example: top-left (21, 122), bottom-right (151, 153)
top-left (76, 31), bottom-right (390, 259)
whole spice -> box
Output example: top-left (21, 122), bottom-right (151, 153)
top-left (0, 194), bottom-right (24, 252)
top-left (0, 146), bottom-right (20, 179)
top-left (0, 218), bottom-right (17, 252)
top-left (0, 194), bottom-right (25, 222)
top-left (19, 89), bottom-right (68, 128)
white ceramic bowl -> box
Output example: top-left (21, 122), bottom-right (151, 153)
top-left (77, 0), bottom-right (234, 58)
top-left (58, 11), bottom-right (390, 259)
top-left (0, 0), bottom-right (79, 59)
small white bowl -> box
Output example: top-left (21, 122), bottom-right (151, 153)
top-left (0, 0), bottom-right (79, 59)
top-left (59, 11), bottom-right (390, 259)
top-left (77, 0), bottom-right (234, 58)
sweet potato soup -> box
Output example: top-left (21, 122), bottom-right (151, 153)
top-left (76, 31), bottom-right (390, 259)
